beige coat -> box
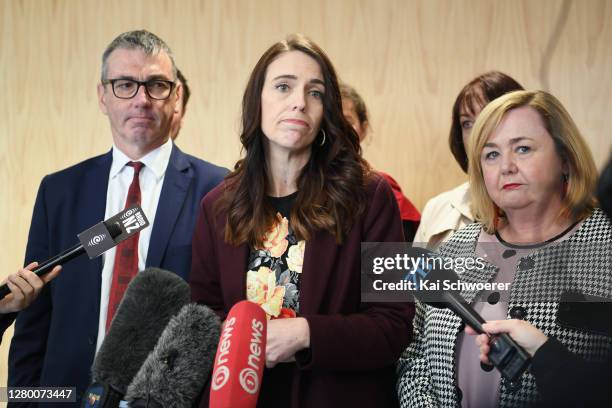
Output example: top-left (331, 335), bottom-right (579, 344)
top-left (414, 182), bottom-right (473, 249)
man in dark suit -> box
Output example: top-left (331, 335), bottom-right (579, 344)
top-left (7, 30), bottom-right (227, 405)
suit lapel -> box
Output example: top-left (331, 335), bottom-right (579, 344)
top-left (146, 145), bottom-right (192, 269)
top-left (82, 151), bottom-right (113, 319)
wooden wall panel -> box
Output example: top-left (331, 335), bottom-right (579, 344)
top-left (1, 0), bottom-right (611, 390)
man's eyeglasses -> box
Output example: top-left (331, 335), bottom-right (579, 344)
top-left (102, 78), bottom-right (176, 100)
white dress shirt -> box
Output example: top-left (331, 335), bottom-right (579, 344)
top-left (96, 138), bottom-right (173, 352)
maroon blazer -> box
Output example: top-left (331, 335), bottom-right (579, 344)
top-left (191, 174), bottom-right (415, 407)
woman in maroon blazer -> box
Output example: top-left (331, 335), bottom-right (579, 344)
top-left (190, 34), bottom-right (414, 407)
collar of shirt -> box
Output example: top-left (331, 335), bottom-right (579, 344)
top-left (449, 181), bottom-right (473, 220)
top-left (109, 138), bottom-right (173, 180)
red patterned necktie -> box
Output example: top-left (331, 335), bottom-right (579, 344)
top-left (106, 161), bottom-right (144, 331)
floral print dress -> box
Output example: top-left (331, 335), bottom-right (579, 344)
top-left (246, 192), bottom-right (305, 320)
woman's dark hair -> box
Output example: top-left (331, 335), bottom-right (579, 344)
top-left (449, 71), bottom-right (524, 172)
top-left (218, 34), bottom-right (370, 247)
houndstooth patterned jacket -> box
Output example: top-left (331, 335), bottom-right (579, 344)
top-left (397, 209), bottom-right (612, 408)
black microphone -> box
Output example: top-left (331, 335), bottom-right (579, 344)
top-left (81, 268), bottom-right (191, 408)
top-left (125, 303), bottom-right (221, 408)
top-left (411, 248), bottom-right (531, 382)
top-left (0, 204), bottom-right (150, 299)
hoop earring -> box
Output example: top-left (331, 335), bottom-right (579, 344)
top-left (319, 129), bottom-right (326, 147)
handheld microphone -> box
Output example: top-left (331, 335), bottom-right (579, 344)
top-left (209, 300), bottom-right (267, 408)
top-left (81, 268), bottom-right (191, 408)
top-left (125, 303), bottom-right (221, 408)
top-left (0, 205), bottom-right (149, 299)
top-left (411, 249), bottom-right (531, 382)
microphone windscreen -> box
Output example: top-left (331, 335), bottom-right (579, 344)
top-left (125, 303), bottom-right (221, 408)
top-left (209, 300), bottom-right (267, 408)
top-left (91, 268), bottom-right (191, 394)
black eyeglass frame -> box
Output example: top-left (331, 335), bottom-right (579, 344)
top-left (102, 78), bottom-right (176, 100)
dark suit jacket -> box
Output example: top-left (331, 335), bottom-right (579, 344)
top-left (0, 312), bottom-right (16, 343)
top-left (532, 338), bottom-right (612, 407)
top-left (191, 174), bottom-right (415, 408)
top-left (8, 144), bottom-right (227, 406)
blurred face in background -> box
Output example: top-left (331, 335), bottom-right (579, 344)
top-left (460, 100), bottom-right (485, 151)
top-left (342, 99), bottom-right (368, 142)
top-left (170, 78), bottom-right (186, 140)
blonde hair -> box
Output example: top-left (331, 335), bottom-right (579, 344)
top-left (468, 90), bottom-right (598, 233)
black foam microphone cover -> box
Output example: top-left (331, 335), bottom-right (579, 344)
top-left (126, 303), bottom-right (221, 408)
top-left (89, 268), bottom-right (191, 398)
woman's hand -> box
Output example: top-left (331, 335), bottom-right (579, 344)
top-left (466, 319), bottom-right (548, 364)
top-left (0, 262), bottom-right (61, 314)
top-left (265, 317), bottom-right (310, 368)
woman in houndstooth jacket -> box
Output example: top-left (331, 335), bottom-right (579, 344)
top-left (396, 90), bottom-right (612, 408)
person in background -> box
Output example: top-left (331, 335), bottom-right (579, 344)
top-left (467, 153), bottom-right (612, 407)
top-left (191, 34), bottom-right (414, 408)
top-left (340, 83), bottom-right (421, 241)
top-left (414, 71), bottom-right (523, 248)
top-left (170, 68), bottom-right (190, 140)
top-left (0, 264), bottom-right (61, 343)
top-left (397, 90), bottom-right (611, 407)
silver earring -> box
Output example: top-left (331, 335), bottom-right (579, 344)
top-left (319, 129), bottom-right (326, 147)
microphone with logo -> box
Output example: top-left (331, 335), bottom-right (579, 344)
top-left (81, 268), bottom-right (191, 408)
top-left (209, 300), bottom-right (267, 408)
top-left (409, 248), bottom-right (531, 382)
top-left (125, 303), bottom-right (221, 408)
top-left (0, 204), bottom-right (150, 299)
